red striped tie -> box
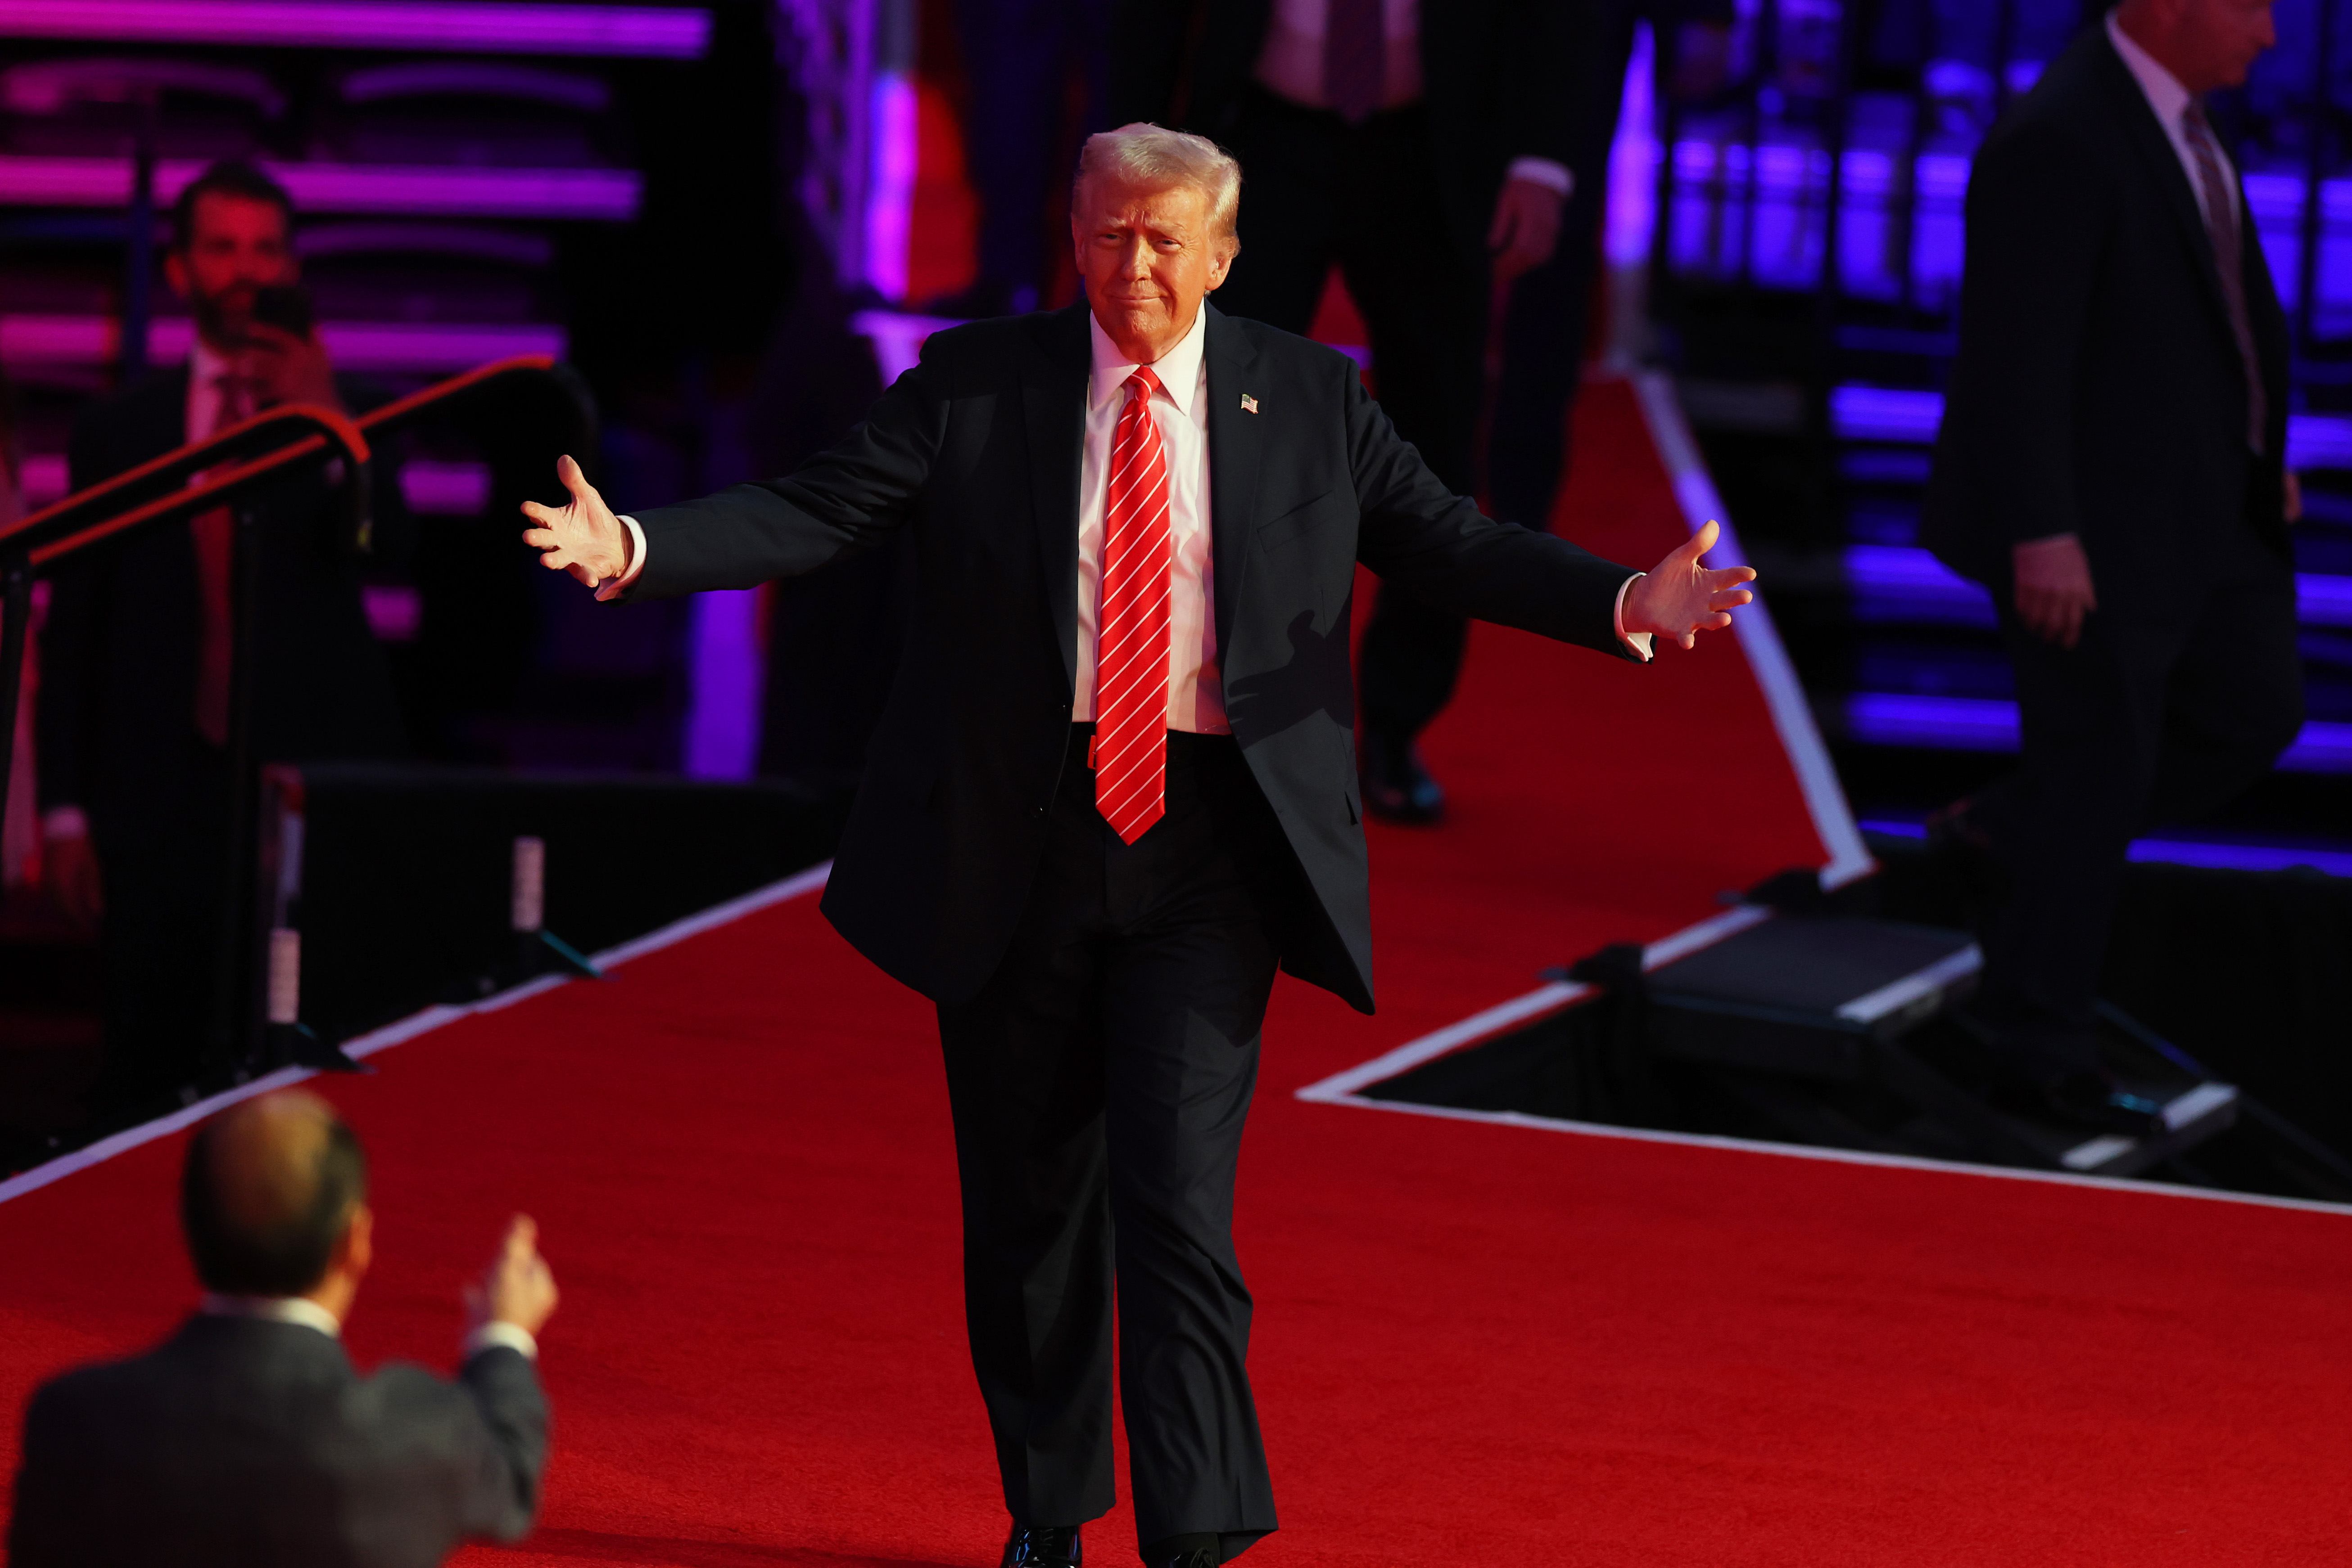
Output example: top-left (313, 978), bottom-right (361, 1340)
top-left (1095, 366), bottom-right (1173, 845)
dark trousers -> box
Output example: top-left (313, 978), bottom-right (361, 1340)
top-left (1488, 2), bottom-right (1642, 532)
top-left (953, 0), bottom-right (1110, 305)
top-left (938, 728), bottom-right (1292, 1561)
top-left (1976, 525), bottom-right (2303, 1071)
top-left (1213, 86), bottom-right (1490, 756)
top-left (93, 738), bottom-right (228, 1110)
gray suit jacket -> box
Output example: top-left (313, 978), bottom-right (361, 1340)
top-left (8, 1314), bottom-right (548, 1567)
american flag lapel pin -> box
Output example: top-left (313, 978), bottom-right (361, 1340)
top-left (1240, 393), bottom-right (1259, 414)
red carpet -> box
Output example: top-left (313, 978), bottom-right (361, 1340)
top-left (6, 383), bottom-right (2350, 1565)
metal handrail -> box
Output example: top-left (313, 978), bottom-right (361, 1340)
top-left (0, 353), bottom-right (593, 1086)
top-left (0, 400), bottom-right (371, 560)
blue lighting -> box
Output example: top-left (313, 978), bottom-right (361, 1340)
top-left (1861, 818), bottom-right (2352, 878)
top-left (1844, 695), bottom-right (2352, 773)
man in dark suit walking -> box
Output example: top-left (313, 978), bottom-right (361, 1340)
top-left (521, 125), bottom-right (1753, 1568)
top-left (36, 161), bottom-right (407, 1112)
top-left (1923, 0), bottom-right (2303, 1126)
top-left (1111, 0), bottom-right (1592, 822)
top-left (9, 1089), bottom-right (556, 1564)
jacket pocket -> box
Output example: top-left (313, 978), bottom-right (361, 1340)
top-left (1257, 488), bottom-right (1340, 554)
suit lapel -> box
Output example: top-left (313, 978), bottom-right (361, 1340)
top-left (1202, 305), bottom-right (1263, 665)
top-left (2097, 36), bottom-right (2238, 341)
top-left (1022, 304), bottom-right (1091, 694)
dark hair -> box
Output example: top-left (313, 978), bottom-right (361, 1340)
top-left (171, 159), bottom-right (295, 253)
top-left (181, 1109), bottom-right (368, 1296)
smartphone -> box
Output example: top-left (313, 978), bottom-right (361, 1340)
top-left (249, 283), bottom-right (315, 340)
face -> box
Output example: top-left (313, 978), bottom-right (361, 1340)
top-left (2171, 0), bottom-right (2275, 89)
top-left (165, 191), bottom-right (297, 345)
top-left (1072, 173), bottom-right (1235, 361)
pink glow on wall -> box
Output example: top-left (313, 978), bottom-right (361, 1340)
top-left (0, 156), bottom-right (641, 220)
top-left (0, 315), bottom-right (564, 373)
top-left (0, 1), bottom-right (710, 57)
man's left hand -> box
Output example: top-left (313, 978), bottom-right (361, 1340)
top-left (1623, 520), bottom-right (1758, 649)
top-left (1488, 177), bottom-right (1566, 284)
top-left (240, 321), bottom-right (343, 412)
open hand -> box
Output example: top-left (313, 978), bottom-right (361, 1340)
top-left (466, 1214), bottom-right (559, 1338)
top-left (521, 455), bottom-right (632, 598)
top-left (1622, 520), bottom-right (1757, 650)
top-left (2012, 533), bottom-right (2095, 648)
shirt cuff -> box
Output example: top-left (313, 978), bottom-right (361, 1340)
top-left (40, 805), bottom-right (89, 840)
top-left (464, 1321), bottom-right (540, 1362)
top-left (1506, 157), bottom-right (1575, 199)
top-left (1613, 573), bottom-right (1654, 661)
top-left (596, 515), bottom-right (648, 601)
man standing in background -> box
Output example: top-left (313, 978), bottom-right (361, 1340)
top-left (1112, 0), bottom-right (1592, 822)
top-left (934, 0), bottom-right (1112, 317)
top-left (36, 161), bottom-right (406, 1115)
top-left (1487, 0), bottom-right (1733, 542)
top-left (1924, 0), bottom-right (2303, 1128)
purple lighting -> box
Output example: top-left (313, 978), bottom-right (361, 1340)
top-left (1, 314), bottom-right (564, 374)
top-left (1829, 383), bottom-right (2352, 471)
top-left (1845, 694), bottom-right (2352, 773)
top-left (0, 157), bottom-right (641, 220)
top-left (0, 1), bottom-right (711, 58)
top-left (1863, 818), bottom-right (2352, 878)
top-left (1842, 545), bottom-right (2352, 630)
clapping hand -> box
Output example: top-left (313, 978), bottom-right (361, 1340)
top-left (521, 455), bottom-right (633, 599)
top-left (1621, 520), bottom-right (1757, 650)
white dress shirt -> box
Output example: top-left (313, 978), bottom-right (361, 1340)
top-left (1075, 307), bottom-right (1226, 733)
top-left (2105, 9), bottom-right (2238, 230)
top-left (199, 1292), bottom-right (540, 1360)
top-left (1251, 0), bottom-right (1572, 197)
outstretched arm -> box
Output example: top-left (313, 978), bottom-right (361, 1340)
top-left (521, 345), bottom-right (947, 601)
top-left (1349, 366), bottom-right (1753, 655)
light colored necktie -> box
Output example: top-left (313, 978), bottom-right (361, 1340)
top-left (2181, 102), bottom-right (2268, 455)
top-left (191, 372), bottom-right (253, 747)
top-left (1093, 366), bottom-right (1173, 845)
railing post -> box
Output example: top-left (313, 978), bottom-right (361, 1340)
top-left (0, 552), bottom-right (30, 815)
top-left (207, 503), bottom-right (269, 1080)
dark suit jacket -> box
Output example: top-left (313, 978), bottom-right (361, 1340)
top-left (1922, 28), bottom-right (2292, 618)
top-left (625, 304), bottom-right (1637, 1012)
top-left (36, 366), bottom-right (407, 852)
top-left (7, 1314), bottom-right (547, 1567)
top-left (1110, 0), bottom-right (1592, 266)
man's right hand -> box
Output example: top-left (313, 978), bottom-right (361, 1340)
top-left (520, 455), bottom-right (632, 599)
top-left (2012, 534), bottom-right (2097, 648)
top-left (45, 826), bottom-right (102, 931)
top-left (469, 1215), bottom-right (559, 1338)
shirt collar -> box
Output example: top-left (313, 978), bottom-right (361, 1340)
top-left (200, 1293), bottom-right (343, 1339)
top-left (1087, 302), bottom-right (1207, 416)
top-left (2106, 9), bottom-right (2195, 128)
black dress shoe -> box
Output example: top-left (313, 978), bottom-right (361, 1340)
top-left (1152, 1552), bottom-right (1217, 1568)
top-left (1361, 739), bottom-right (1445, 825)
top-left (1001, 1524), bottom-right (1081, 1568)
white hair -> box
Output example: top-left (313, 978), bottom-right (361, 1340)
top-left (1073, 122), bottom-right (1242, 247)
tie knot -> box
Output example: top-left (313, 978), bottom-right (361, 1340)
top-left (1124, 366), bottom-right (1163, 404)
